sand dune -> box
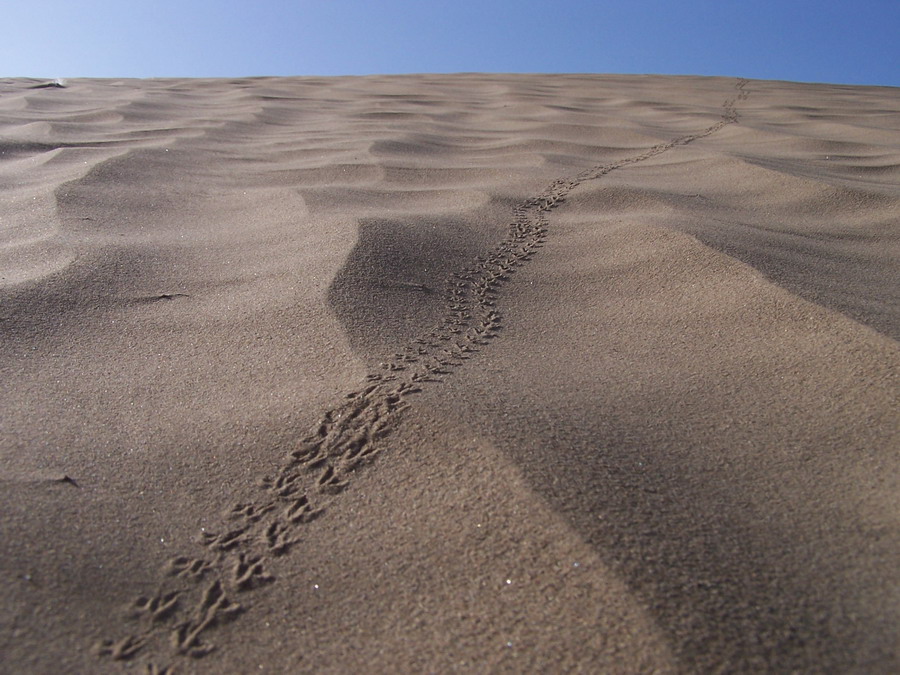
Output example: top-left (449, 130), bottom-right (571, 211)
top-left (0, 74), bottom-right (897, 673)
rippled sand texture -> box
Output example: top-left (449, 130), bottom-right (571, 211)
top-left (1, 74), bottom-right (897, 673)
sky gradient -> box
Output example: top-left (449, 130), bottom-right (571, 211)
top-left (3, 0), bottom-right (898, 86)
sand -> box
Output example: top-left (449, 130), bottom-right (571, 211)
top-left (0, 73), bottom-right (897, 673)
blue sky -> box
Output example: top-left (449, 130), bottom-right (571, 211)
top-left (3, 0), bottom-right (898, 86)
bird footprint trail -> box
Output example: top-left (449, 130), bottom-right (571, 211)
top-left (96, 78), bottom-right (749, 670)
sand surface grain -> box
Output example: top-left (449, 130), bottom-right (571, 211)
top-left (0, 74), bottom-right (897, 673)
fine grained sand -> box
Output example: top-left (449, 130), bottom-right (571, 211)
top-left (0, 73), bottom-right (897, 673)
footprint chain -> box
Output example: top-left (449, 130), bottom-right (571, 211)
top-left (96, 78), bottom-right (749, 671)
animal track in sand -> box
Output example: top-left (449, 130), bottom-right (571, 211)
top-left (166, 556), bottom-right (213, 579)
top-left (132, 592), bottom-right (181, 623)
top-left (169, 580), bottom-right (242, 658)
top-left (96, 78), bottom-right (749, 671)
